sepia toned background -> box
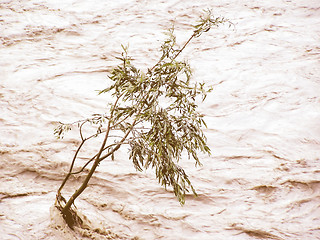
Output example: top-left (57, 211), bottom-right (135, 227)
top-left (1, 0), bottom-right (319, 239)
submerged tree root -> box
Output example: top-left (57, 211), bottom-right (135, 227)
top-left (53, 197), bottom-right (124, 239)
top-left (55, 203), bottom-right (83, 229)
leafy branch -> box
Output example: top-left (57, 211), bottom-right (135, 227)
top-left (54, 9), bottom-right (230, 228)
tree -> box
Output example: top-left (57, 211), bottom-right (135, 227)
top-left (54, 9), bottom-right (230, 228)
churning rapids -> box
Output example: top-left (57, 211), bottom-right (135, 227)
top-left (1, 0), bottom-right (320, 239)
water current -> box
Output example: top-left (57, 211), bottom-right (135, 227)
top-left (1, 0), bottom-right (320, 239)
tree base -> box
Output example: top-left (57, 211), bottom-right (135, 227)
top-left (55, 195), bottom-right (83, 229)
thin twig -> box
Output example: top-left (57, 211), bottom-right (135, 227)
top-left (70, 141), bottom-right (131, 175)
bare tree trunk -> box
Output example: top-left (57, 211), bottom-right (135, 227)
top-left (59, 123), bottom-right (111, 227)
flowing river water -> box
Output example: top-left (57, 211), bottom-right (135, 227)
top-left (1, 0), bottom-right (320, 239)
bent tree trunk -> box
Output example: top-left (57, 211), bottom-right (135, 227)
top-left (57, 123), bottom-right (111, 227)
top-left (56, 118), bottom-right (135, 228)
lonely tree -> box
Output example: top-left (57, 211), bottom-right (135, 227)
top-left (54, 10), bottom-right (230, 227)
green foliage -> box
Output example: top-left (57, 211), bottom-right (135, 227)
top-left (98, 41), bottom-right (212, 203)
top-left (193, 9), bottom-right (230, 37)
top-left (55, 9), bottom-right (229, 218)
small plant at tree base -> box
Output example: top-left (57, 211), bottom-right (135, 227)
top-left (54, 9), bottom-right (230, 228)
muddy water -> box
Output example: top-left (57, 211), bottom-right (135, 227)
top-left (1, 0), bottom-right (320, 239)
